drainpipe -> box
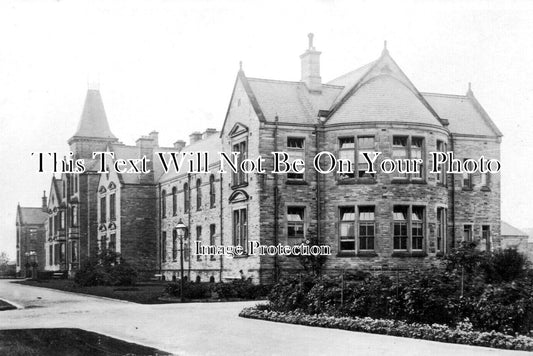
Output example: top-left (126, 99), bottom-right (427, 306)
top-left (450, 134), bottom-right (455, 249)
top-left (314, 123), bottom-right (322, 246)
top-left (187, 173), bottom-right (191, 280)
top-left (219, 172), bottom-right (224, 282)
top-left (273, 116), bottom-right (279, 282)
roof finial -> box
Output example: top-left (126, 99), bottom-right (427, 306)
top-left (467, 82), bottom-right (473, 96)
top-left (239, 60), bottom-right (243, 71)
top-left (308, 33), bottom-right (314, 50)
top-left (382, 40), bottom-right (389, 55)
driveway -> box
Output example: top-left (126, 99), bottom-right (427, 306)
top-left (0, 279), bottom-right (527, 356)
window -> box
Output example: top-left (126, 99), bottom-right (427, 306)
top-left (339, 207), bottom-right (355, 252)
top-left (436, 208), bottom-right (447, 253)
top-left (392, 136), bottom-right (425, 180)
top-left (71, 205), bottom-right (78, 227)
top-left (60, 211), bottom-right (65, 229)
top-left (71, 241), bottom-right (78, 263)
top-left (183, 183), bottom-right (190, 212)
top-left (172, 229), bottom-right (178, 261)
top-left (49, 217), bottom-right (53, 236)
top-left (480, 171), bottom-right (490, 189)
top-left (196, 226), bottom-right (202, 261)
top-left (59, 243), bottom-right (65, 263)
top-left (411, 207), bottom-right (424, 250)
top-left (357, 137), bottom-right (375, 178)
top-left (172, 186), bottom-right (177, 215)
top-left (393, 205), bottom-right (425, 252)
top-left (233, 208), bottom-right (248, 250)
top-left (100, 235), bottom-right (107, 252)
top-left (161, 190), bottom-right (166, 217)
top-left (110, 193), bottom-right (116, 220)
top-left (209, 224), bottom-right (216, 261)
top-left (287, 137), bottom-right (305, 180)
top-left (209, 175), bottom-right (216, 208)
top-left (358, 206), bottom-right (375, 251)
top-left (393, 206), bottom-right (408, 250)
top-left (463, 224), bottom-right (473, 242)
top-left (49, 245), bottom-right (53, 265)
top-left (463, 159), bottom-right (473, 189)
top-left (100, 196), bottom-right (106, 223)
top-left (162, 231), bottom-right (167, 262)
top-left (392, 136), bottom-right (408, 179)
top-left (209, 224), bottom-right (216, 245)
top-left (436, 140), bottom-right (447, 185)
top-left (338, 137), bottom-right (355, 180)
top-left (232, 141), bottom-right (247, 186)
top-left (54, 244), bottom-right (59, 265)
top-left (287, 206), bottom-right (305, 244)
top-left (411, 138), bottom-right (424, 180)
top-left (482, 225), bottom-right (491, 251)
top-left (109, 233), bottom-right (116, 252)
top-left (196, 179), bottom-right (202, 211)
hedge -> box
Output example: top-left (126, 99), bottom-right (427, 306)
top-left (239, 306), bottom-right (533, 351)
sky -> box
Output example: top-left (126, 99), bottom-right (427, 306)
top-left (1, 0), bottom-right (532, 260)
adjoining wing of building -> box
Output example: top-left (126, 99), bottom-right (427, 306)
top-left (21, 35), bottom-right (503, 283)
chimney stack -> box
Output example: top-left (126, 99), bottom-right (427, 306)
top-left (42, 191), bottom-right (47, 212)
top-left (300, 33), bottom-right (322, 93)
top-left (202, 128), bottom-right (218, 139)
top-left (149, 131), bottom-right (159, 147)
top-left (173, 140), bottom-right (186, 150)
top-left (189, 132), bottom-right (202, 144)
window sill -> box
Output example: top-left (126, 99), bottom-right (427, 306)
top-left (286, 180), bottom-right (307, 185)
top-left (462, 187), bottom-right (473, 191)
top-left (481, 186), bottom-right (491, 192)
top-left (231, 183), bottom-right (249, 189)
top-left (337, 179), bottom-right (377, 185)
top-left (337, 178), bottom-right (356, 184)
top-left (391, 179), bottom-right (426, 185)
top-left (392, 251), bottom-right (428, 257)
top-left (337, 252), bottom-right (356, 257)
top-left (357, 251), bottom-right (378, 257)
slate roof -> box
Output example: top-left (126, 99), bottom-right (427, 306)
top-left (329, 75), bottom-right (441, 126)
top-left (422, 93), bottom-right (501, 137)
top-left (71, 89), bottom-right (117, 140)
top-left (236, 52), bottom-right (500, 138)
top-left (18, 207), bottom-right (47, 225)
top-left (158, 133), bottom-right (222, 183)
top-left (246, 78), bottom-right (342, 124)
top-left (501, 221), bottom-right (528, 237)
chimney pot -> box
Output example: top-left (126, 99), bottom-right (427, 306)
top-left (202, 128), bottom-right (218, 139)
top-left (173, 140), bottom-right (186, 150)
top-left (300, 33), bottom-right (322, 92)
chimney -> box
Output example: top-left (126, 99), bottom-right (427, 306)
top-left (149, 131), bottom-right (159, 147)
top-left (173, 140), bottom-right (186, 150)
top-left (202, 128), bottom-right (218, 139)
top-left (189, 132), bottom-right (202, 144)
top-left (300, 33), bottom-right (322, 93)
top-left (42, 191), bottom-right (47, 212)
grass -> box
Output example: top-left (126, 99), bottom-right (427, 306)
top-left (0, 328), bottom-right (171, 356)
top-left (15, 279), bottom-right (169, 304)
top-left (0, 299), bottom-right (17, 311)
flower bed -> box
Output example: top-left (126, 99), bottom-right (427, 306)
top-left (239, 306), bottom-right (533, 351)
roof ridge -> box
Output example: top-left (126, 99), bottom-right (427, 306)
top-left (246, 77), bottom-right (302, 85)
top-left (421, 92), bottom-right (468, 99)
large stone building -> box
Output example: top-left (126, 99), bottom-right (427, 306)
top-left (15, 193), bottom-right (48, 277)
top-left (158, 35), bottom-right (502, 283)
top-left (28, 35), bottom-right (501, 284)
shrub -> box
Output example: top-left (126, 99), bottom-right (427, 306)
top-left (165, 282), bottom-right (212, 299)
top-left (484, 248), bottom-right (529, 283)
top-left (74, 251), bottom-right (138, 287)
top-left (239, 307), bottom-right (533, 351)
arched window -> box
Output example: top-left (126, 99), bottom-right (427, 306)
top-left (196, 179), bottom-right (202, 211)
top-left (184, 183), bottom-right (189, 212)
top-left (209, 175), bottom-right (215, 208)
top-left (172, 187), bottom-right (177, 216)
top-left (172, 229), bottom-right (177, 261)
top-left (161, 190), bottom-right (166, 217)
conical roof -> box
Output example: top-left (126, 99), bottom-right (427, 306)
top-left (71, 89), bottom-right (117, 139)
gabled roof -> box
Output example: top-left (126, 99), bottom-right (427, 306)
top-left (422, 92), bottom-right (502, 137)
top-left (70, 89), bottom-right (117, 140)
top-left (17, 206), bottom-right (47, 225)
top-left (501, 221), bottom-right (528, 237)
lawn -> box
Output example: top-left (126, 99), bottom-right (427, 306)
top-left (15, 279), bottom-right (169, 304)
top-left (0, 299), bottom-right (17, 311)
top-left (0, 328), bottom-right (171, 356)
